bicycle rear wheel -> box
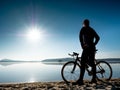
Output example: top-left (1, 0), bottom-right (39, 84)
top-left (61, 61), bottom-right (81, 83)
top-left (96, 61), bottom-right (112, 81)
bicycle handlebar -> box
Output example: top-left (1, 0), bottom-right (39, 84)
top-left (68, 49), bottom-right (98, 57)
top-left (68, 52), bottom-right (79, 59)
top-left (68, 52), bottom-right (79, 57)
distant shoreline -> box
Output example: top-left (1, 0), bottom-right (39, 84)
top-left (0, 58), bottom-right (120, 66)
top-left (1, 58), bottom-right (120, 63)
top-left (0, 59), bottom-right (120, 66)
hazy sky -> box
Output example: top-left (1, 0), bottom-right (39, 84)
top-left (0, 0), bottom-right (120, 61)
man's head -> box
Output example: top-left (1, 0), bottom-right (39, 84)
top-left (83, 19), bottom-right (89, 27)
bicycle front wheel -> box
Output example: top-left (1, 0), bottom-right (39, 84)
top-left (96, 61), bottom-right (112, 81)
top-left (61, 61), bottom-right (81, 83)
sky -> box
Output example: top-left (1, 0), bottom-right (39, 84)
top-left (0, 0), bottom-right (120, 61)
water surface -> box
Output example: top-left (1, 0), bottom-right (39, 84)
top-left (0, 62), bottom-right (119, 83)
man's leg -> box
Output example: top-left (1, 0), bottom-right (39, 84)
top-left (78, 49), bottom-right (88, 83)
top-left (91, 62), bottom-right (96, 82)
top-left (89, 50), bottom-right (97, 83)
top-left (79, 60), bottom-right (85, 82)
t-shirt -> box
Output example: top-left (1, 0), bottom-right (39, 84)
top-left (79, 26), bottom-right (99, 47)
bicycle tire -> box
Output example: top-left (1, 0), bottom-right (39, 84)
top-left (61, 61), bottom-right (81, 83)
top-left (96, 61), bottom-right (112, 81)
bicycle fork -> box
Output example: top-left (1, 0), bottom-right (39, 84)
top-left (71, 61), bottom-right (77, 73)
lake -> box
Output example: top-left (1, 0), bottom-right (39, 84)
top-left (0, 62), bottom-right (120, 83)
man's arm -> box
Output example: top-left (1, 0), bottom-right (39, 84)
top-left (79, 28), bottom-right (84, 49)
top-left (94, 31), bottom-right (100, 45)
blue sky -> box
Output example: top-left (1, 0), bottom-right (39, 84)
top-left (0, 0), bottom-right (120, 60)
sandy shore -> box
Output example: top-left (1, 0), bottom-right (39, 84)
top-left (0, 79), bottom-right (120, 90)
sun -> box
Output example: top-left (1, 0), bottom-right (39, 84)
top-left (26, 26), bottom-right (42, 42)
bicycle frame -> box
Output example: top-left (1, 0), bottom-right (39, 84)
top-left (69, 52), bottom-right (98, 76)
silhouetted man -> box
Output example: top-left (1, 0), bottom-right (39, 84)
top-left (78, 19), bottom-right (100, 85)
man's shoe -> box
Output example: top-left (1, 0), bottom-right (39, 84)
top-left (72, 81), bottom-right (84, 86)
top-left (77, 81), bottom-right (84, 86)
top-left (72, 82), bottom-right (77, 85)
top-left (90, 79), bottom-right (97, 84)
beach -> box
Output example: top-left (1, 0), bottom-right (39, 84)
top-left (0, 79), bottom-right (119, 90)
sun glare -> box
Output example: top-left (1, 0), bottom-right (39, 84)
top-left (29, 77), bottom-right (36, 82)
top-left (26, 26), bottom-right (42, 42)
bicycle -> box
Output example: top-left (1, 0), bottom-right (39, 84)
top-left (61, 51), bottom-right (112, 83)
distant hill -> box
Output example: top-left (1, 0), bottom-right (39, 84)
top-left (0, 59), bottom-right (16, 62)
top-left (42, 58), bottom-right (120, 63)
top-left (42, 58), bottom-right (73, 62)
top-left (98, 58), bottom-right (120, 63)
top-left (0, 59), bottom-right (40, 66)
top-left (0, 59), bottom-right (39, 62)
